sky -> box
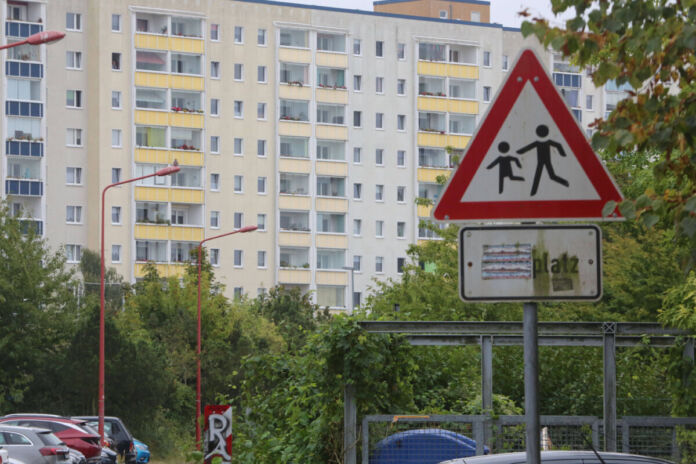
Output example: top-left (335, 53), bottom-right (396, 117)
top-left (266, 0), bottom-right (575, 28)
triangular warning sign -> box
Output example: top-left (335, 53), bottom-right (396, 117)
top-left (433, 49), bottom-right (623, 222)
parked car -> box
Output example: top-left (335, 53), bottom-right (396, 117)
top-left (65, 448), bottom-right (86, 464)
top-left (371, 429), bottom-right (488, 464)
top-left (73, 417), bottom-right (135, 464)
top-left (0, 424), bottom-right (70, 464)
top-left (132, 439), bottom-right (149, 464)
top-left (439, 450), bottom-right (675, 464)
top-left (100, 447), bottom-right (117, 464)
top-left (0, 416), bottom-right (101, 462)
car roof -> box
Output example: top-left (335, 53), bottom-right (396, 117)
top-left (1, 415), bottom-right (81, 424)
top-left (0, 424), bottom-right (52, 435)
top-left (441, 451), bottom-right (675, 463)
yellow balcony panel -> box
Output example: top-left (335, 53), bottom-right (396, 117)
top-left (316, 52), bottom-right (348, 68)
top-left (316, 88), bottom-right (348, 104)
top-left (316, 233), bottom-right (348, 249)
top-left (135, 148), bottom-right (170, 165)
top-left (316, 161), bottom-right (348, 177)
top-left (278, 47), bottom-right (312, 63)
top-left (418, 61), bottom-right (448, 77)
top-left (134, 33), bottom-right (169, 50)
top-left (418, 132), bottom-right (448, 147)
top-left (447, 63), bottom-right (479, 80)
top-left (316, 270), bottom-right (348, 286)
top-left (279, 158), bottom-right (311, 174)
top-left (171, 150), bottom-right (204, 166)
top-left (279, 231), bottom-right (312, 247)
top-left (316, 124), bottom-right (347, 140)
top-left (134, 263), bottom-right (186, 279)
top-left (279, 121), bottom-right (312, 137)
top-left (135, 71), bottom-right (169, 88)
top-left (316, 197), bottom-right (348, 212)
top-left (170, 188), bottom-right (204, 204)
top-left (418, 168), bottom-right (451, 183)
top-left (135, 109), bottom-right (169, 126)
top-left (169, 36), bottom-right (204, 54)
top-left (134, 224), bottom-right (169, 241)
top-left (418, 204), bottom-right (433, 218)
top-left (418, 96), bottom-right (448, 112)
top-left (448, 99), bottom-right (479, 114)
top-left (169, 112), bottom-right (204, 128)
top-left (170, 226), bottom-right (204, 242)
top-left (279, 84), bottom-right (312, 101)
top-left (278, 268), bottom-right (311, 284)
top-left (279, 195), bottom-right (311, 210)
top-left (135, 186), bottom-right (169, 202)
top-left (447, 134), bottom-right (471, 150)
top-left (170, 74), bottom-right (204, 91)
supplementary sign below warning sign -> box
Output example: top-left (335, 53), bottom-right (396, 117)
top-left (459, 225), bottom-right (602, 302)
top-left (433, 49), bottom-right (624, 222)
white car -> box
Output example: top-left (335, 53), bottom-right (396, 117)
top-left (439, 450), bottom-right (675, 464)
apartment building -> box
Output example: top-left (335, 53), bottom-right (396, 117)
top-left (1, 0), bottom-right (613, 310)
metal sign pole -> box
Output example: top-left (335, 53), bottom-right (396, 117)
top-left (524, 302), bottom-right (541, 464)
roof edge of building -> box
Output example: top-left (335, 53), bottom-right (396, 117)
top-left (373, 0), bottom-right (490, 5)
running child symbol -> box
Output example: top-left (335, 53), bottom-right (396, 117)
top-left (486, 141), bottom-right (524, 194)
top-left (516, 124), bottom-right (569, 196)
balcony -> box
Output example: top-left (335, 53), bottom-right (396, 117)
top-left (6, 100), bottom-right (43, 117)
top-left (5, 61), bottom-right (42, 78)
top-left (19, 219), bottom-right (43, 235)
top-left (6, 140), bottom-right (43, 157)
top-left (6, 179), bottom-right (43, 196)
top-left (279, 211), bottom-right (310, 232)
top-left (5, 21), bottom-right (43, 38)
top-left (279, 247), bottom-right (310, 269)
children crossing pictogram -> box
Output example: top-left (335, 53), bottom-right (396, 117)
top-left (486, 141), bottom-right (524, 194)
top-left (516, 124), bottom-right (569, 196)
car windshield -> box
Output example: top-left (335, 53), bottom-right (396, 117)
top-left (38, 431), bottom-right (63, 446)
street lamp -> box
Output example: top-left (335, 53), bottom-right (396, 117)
top-left (0, 30), bottom-right (65, 50)
top-left (195, 225), bottom-right (258, 449)
top-left (99, 163), bottom-right (180, 443)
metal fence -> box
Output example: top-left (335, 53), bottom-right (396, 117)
top-left (361, 415), bottom-right (696, 464)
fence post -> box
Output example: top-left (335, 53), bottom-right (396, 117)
top-left (473, 418), bottom-right (484, 455)
top-left (481, 335), bottom-right (493, 450)
top-left (620, 419), bottom-right (629, 453)
top-left (361, 417), bottom-right (369, 464)
top-left (603, 322), bottom-right (617, 452)
top-left (591, 419), bottom-right (600, 450)
top-left (344, 384), bottom-right (357, 464)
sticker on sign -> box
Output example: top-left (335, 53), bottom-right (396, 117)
top-left (459, 225), bottom-right (602, 302)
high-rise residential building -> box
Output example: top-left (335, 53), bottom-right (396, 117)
top-left (1, 0), bottom-right (613, 311)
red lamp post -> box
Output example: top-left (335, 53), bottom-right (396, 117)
top-left (0, 30), bottom-right (65, 50)
top-left (99, 164), bottom-right (180, 443)
top-left (195, 225), bottom-right (258, 449)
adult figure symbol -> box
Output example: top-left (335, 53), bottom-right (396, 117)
top-left (516, 124), bottom-right (569, 196)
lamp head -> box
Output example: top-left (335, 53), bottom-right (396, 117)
top-left (26, 30), bottom-right (65, 45)
top-left (155, 164), bottom-right (180, 176)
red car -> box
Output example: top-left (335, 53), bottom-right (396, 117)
top-left (0, 415), bottom-right (101, 461)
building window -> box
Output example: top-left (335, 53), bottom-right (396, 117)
top-left (234, 212), bottom-right (243, 229)
top-left (211, 61), bottom-right (220, 78)
top-left (397, 114), bottom-right (406, 131)
top-left (257, 250), bottom-right (267, 268)
top-left (234, 138), bottom-right (243, 155)
top-left (112, 14), bottom-right (121, 32)
top-left (112, 245), bottom-right (122, 263)
top-left (483, 51), bottom-right (491, 67)
top-left (376, 40), bottom-right (383, 57)
top-left (112, 91), bottom-right (121, 109)
top-left (234, 175), bottom-right (243, 193)
top-left (111, 206), bottom-right (121, 225)
top-left (210, 136), bottom-right (220, 153)
top-left (65, 244), bottom-right (82, 263)
top-left (471, 11), bottom-right (481, 22)
top-left (397, 79), bottom-right (406, 95)
top-left (439, 10), bottom-right (448, 18)
top-left (66, 90), bottom-right (82, 108)
top-left (257, 65), bottom-right (267, 83)
top-left (112, 53), bottom-right (121, 70)
top-left (257, 176), bottom-right (267, 194)
top-left (66, 129), bottom-right (83, 147)
top-left (66, 205), bottom-right (82, 224)
top-left (257, 139), bottom-right (267, 157)
top-left (354, 75), bottom-right (362, 92)
top-left (257, 28), bottom-right (266, 45)
top-left (353, 255), bottom-right (362, 272)
top-left (502, 55), bottom-right (509, 71)
top-left (397, 221), bottom-right (406, 238)
top-left (375, 256), bottom-right (383, 273)
top-left (586, 95), bottom-right (593, 110)
top-left (257, 102), bottom-right (267, 120)
top-left (397, 257), bottom-right (406, 273)
top-left (397, 43), bottom-right (405, 59)
top-left (66, 51), bottom-right (82, 69)
top-left (353, 219), bottom-right (362, 236)
top-left (234, 26), bottom-right (243, 43)
top-left (233, 250), bottom-right (243, 267)
top-left (210, 249), bottom-right (220, 266)
top-left (66, 167), bottom-right (82, 185)
top-left (353, 183), bottom-right (362, 199)
top-left (210, 211), bottom-right (220, 228)
top-left (209, 23), bottom-right (220, 41)
top-left (66, 12), bottom-right (82, 31)
top-left (211, 98), bottom-right (219, 116)
top-left (483, 86), bottom-right (492, 102)
top-left (376, 220), bottom-right (384, 238)
top-left (112, 168), bottom-right (121, 183)
top-left (233, 287), bottom-right (243, 299)
top-left (210, 173), bottom-right (220, 191)
top-left (353, 147), bottom-right (361, 163)
top-left (353, 291), bottom-right (361, 307)
top-left (234, 63), bottom-right (243, 81)
top-left (353, 111), bottom-right (362, 128)
top-left (234, 100), bottom-right (243, 118)
top-left (375, 112), bottom-right (384, 129)
top-left (257, 213), bottom-right (266, 231)
top-left (376, 184), bottom-right (384, 201)
top-left (353, 39), bottom-right (361, 55)
top-left (376, 77), bottom-right (384, 94)
top-left (111, 129), bottom-right (122, 148)
top-left (375, 149), bottom-right (384, 166)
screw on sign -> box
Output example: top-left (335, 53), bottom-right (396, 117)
top-left (204, 405), bottom-right (233, 464)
